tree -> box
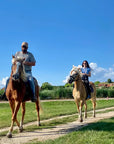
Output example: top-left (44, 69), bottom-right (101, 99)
top-left (41, 82), bottom-right (53, 90)
top-left (107, 79), bottom-right (112, 83)
top-left (64, 83), bottom-right (73, 87)
top-left (94, 81), bottom-right (100, 85)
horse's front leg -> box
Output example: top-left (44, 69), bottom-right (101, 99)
top-left (79, 101), bottom-right (84, 122)
top-left (84, 102), bottom-right (87, 118)
top-left (75, 100), bottom-right (83, 122)
top-left (7, 101), bottom-right (21, 138)
top-left (20, 102), bottom-right (26, 132)
top-left (7, 100), bottom-right (15, 138)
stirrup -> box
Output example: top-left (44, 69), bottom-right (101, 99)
top-left (31, 96), bottom-right (37, 102)
top-left (86, 95), bottom-right (91, 100)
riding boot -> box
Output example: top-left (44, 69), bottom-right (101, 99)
top-left (31, 94), bottom-right (37, 102)
top-left (86, 94), bottom-right (91, 100)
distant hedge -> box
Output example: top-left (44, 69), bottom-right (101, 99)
top-left (0, 87), bottom-right (114, 101)
top-left (39, 87), bottom-right (73, 99)
top-left (96, 89), bottom-right (114, 98)
top-left (39, 88), bottom-right (114, 99)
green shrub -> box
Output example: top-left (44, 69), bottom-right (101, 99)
top-left (54, 87), bottom-right (65, 99)
top-left (96, 89), bottom-right (114, 98)
top-left (39, 90), bottom-right (55, 99)
top-left (41, 82), bottom-right (53, 90)
top-left (107, 90), bottom-right (114, 98)
top-left (0, 89), bottom-right (4, 96)
top-left (39, 87), bottom-right (73, 100)
top-left (96, 89), bottom-right (108, 98)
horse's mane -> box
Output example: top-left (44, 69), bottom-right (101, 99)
top-left (71, 65), bottom-right (82, 77)
top-left (12, 56), bottom-right (27, 82)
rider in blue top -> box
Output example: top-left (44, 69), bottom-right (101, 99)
top-left (81, 60), bottom-right (91, 99)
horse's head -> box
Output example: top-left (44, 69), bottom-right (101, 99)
top-left (67, 65), bottom-right (81, 84)
top-left (11, 56), bottom-right (27, 81)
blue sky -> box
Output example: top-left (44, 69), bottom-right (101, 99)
top-left (0, 0), bottom-right (114, 88)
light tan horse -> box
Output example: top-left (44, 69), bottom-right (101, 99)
top-left (6, 56), bottom-right (41, 138)
top-left (67, 65), bottom-right (96, 122)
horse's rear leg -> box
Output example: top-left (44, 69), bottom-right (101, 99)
top-left (92, 100), bottom-right (96, 117)
top-left (79, 101), bottom-right (84, 122)
top-left (19, 102), bottom-right (26, 132)
top-left (84, 102), bottom-right (87, 118)
top-left (7, 101), bottom-right (21, 138)
top-left (35, 98), bottom-right (41, 126)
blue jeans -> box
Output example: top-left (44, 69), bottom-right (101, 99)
top-left (25, 70), bottom-right (35, 97)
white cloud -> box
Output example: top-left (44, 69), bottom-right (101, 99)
top-left (90, 63), bottom-right (114, 82)
top-left (63, 75), bottom-right (70, 84)
top-left (0, 77), bottom-right (8, 89)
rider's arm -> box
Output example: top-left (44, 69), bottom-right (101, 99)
top-left (23, 61), bottom-right (35, 66)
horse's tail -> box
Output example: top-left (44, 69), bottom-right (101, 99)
top-left (90, 82), bottom-right (96, 102)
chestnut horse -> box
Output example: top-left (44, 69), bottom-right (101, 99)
top-left (67, 65), bottom-right (96, 122)
top-left (6, 56), bottom-right (41, 138)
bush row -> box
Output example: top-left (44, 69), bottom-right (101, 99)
top-left (0, 88), bottom-right (114, 100)
top-left (39, 87), bottom-right (73, 99)
top-left (39, 88), bottom-right (114, 99)
top-left (96, 89), bottom-right (114, 98)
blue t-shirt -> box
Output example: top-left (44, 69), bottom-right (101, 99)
top-left (81, 67), bottom-right (91, 81)
top-left (81, 67), bottom-right (91, 74)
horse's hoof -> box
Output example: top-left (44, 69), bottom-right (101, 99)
top-left (38, 123), bottom-right (41, 126)
top-left (7, 132), bottom-right (12, 138)
top-left (84, 115), bottom-right (87, 119)
top-left (19, 127), bottom-right (23, 132)
top-left (79, 119), bottom-right (83, 122)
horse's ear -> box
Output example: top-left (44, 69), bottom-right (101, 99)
top-left (12, 55), bottom-right (15, 58)
top-left (78, 68), bottom-right (81, 72)
top-left (12, 55), bottom-right (16, 64)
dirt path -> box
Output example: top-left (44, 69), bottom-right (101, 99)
top-left (0, 107), bottom-right (114, 144)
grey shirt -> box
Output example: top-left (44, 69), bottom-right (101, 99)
top-left (15, 51), bottom-right (36, 71)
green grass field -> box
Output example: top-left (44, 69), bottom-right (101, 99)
top-left (0, 99), bottom-right (114, 128)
